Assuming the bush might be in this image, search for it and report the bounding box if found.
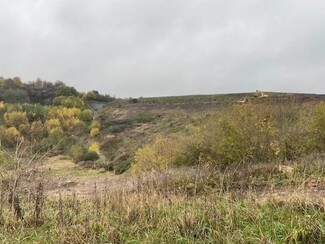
[69,144,87,162]
[43,127,68,151]
[4,111,29,127]
[52,96,84,108]
[312,102,325,150]
[134,112,157,123]
[114,160,131,174]
[0,126,27,148]
[2,89,30,103]
[131,103,315,173]
[191,105,281,167]
[84,151,100,161]
[88,143,100,153]
[132,134,185,175]
[55,85,78,97]
[0,149,10,168]
[90,128,100,137]
[81,109,93,122]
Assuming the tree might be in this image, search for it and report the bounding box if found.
[4,111,29,128]
[0,76,4,86]
[2,127,22,147]
[22,103,46,122]
[30,121,45,141]
[2,89,30,103]
[52,96,84,108]
[55,85,78,97]
[26,79,57,104]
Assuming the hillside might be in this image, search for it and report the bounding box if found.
[95,91,325,173]
[0,78,325,242]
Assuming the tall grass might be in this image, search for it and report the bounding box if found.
[0,164,324,243]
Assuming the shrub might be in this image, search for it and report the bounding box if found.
[131,103,313,173]
[30,121,45,141]
[134,112,156,123]
[90,120,100,130]
[2,127,22,147]
[0,149,9,168]
[69,144,87,162]
[80,109,93,122]
[114,160,131,174]
[2,89,30,103]
[45,119,61,132]
[52,96,84,108]
[90,128,100,138]
[311,102,325,150]
[55,85,78,97]
[132,134,185,175]
[84,151,99,161]
[88,142,100,153]
[196,105,280,167]
[44,127,67,151]
[4,111,28,127]
[22,103,46,122]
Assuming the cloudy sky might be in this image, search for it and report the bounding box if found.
[1,0,325,97]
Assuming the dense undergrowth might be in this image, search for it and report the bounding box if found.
[131,100,325,174]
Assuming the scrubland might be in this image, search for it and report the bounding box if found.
[0,81,325,243]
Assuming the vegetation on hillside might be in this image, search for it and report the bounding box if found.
[0,79,324,242]
[0,76,115,162]
[131,101,325,175]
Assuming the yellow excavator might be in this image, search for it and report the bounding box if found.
[255,90,269,98]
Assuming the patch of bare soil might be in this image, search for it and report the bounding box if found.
[41,160,325,206]
[40,155,77,170]
[253,183,325,205]
[44,175,136,198]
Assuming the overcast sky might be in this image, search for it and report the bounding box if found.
[1,0,325,97]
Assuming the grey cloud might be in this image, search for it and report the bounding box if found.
[1,0,325,97]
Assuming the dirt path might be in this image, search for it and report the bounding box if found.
[41,156,325,205]
[44,174,137,198]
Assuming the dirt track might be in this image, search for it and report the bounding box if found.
[40,157,325,206]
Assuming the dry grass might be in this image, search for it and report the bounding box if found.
[0,158,324,243]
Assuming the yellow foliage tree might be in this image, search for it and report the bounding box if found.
[90,128,100,138]
[90,120,100,130]
[132,134,183,175]
[4,127,22,146]
[88,143,100,153]
[48,107,83,132]
[45,118,61,133]
[4,111,28,127]
[30,121,45,141]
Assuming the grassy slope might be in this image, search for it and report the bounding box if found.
[96,91,325,173]
[1,92,325,243]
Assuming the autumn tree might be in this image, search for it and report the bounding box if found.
[55,84,78,97]
[4,111,29,128]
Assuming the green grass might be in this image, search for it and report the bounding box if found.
[1,157,325,243]
[0,187,324,243]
